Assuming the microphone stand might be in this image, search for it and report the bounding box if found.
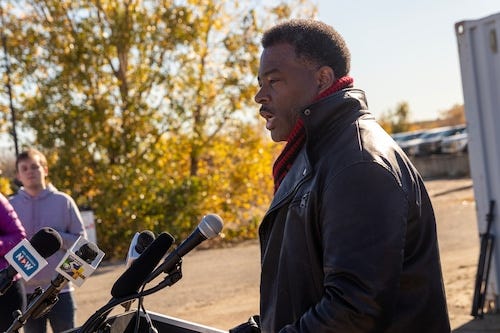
[79,263,183,333]
[5,275,67,333]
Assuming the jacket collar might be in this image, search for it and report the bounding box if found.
[267,146,311,212]
[300,88,369,145]
[266,89,370,212]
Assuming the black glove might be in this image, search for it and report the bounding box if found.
[229,315,260,333]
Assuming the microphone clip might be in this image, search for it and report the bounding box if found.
[159,260,183,287]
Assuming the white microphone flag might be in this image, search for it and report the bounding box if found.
[55,237,105,287]
[5,238,48,281]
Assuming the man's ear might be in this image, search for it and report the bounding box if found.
[316,66,335,94]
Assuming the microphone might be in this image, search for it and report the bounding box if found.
[75,243,99,264]
[144,214,223,284]
[135,231,156,253]
[30,242,100,319]
[126,230,156,267]
[5,240,102,332]
[0,227,62,295]
[111,232,175,299]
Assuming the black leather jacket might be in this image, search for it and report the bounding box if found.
[258,89,450,332]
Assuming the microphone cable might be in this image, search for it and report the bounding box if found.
[132,282,158,333]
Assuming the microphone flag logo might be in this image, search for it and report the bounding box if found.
[55,237,105,287]
[5,238,48,280]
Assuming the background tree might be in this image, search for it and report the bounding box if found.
[439,104,466,126]
[0,0,315,257]
[378,101,412,134]
[0,172,10,194]
[0,152,15,194]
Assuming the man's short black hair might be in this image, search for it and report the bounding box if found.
[261,19,351,78]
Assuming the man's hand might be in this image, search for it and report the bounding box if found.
[229,315,260,333]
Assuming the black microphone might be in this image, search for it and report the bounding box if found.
[135,230,156,253]
[144,214,223,284]
[75,243,99,264]
[126,230,156,268]
[0,227,62,295]
[110,232,175,299]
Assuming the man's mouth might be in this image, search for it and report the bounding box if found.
[265,117,276,130]
[260,109,275,130]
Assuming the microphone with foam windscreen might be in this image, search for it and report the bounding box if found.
[24,227,62,258]
[144,213,223,284]
[111,232,175,299]
[0,227,62,295]
[75,243,99,264]
[135,230,156,253]
[126,230,156,268]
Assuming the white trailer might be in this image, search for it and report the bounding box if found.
[455,11,500,315]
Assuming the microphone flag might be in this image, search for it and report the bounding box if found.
[5,238,48,281]
[55,236,105,287]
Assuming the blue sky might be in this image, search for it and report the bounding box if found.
[315,0,499,121]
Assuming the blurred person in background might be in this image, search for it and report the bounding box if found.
[10,148,86,333]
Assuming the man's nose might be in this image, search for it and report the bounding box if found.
[254,87,269,105]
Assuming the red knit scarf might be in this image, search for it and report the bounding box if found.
[272,76,354,193]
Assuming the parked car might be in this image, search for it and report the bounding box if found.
[441,129,468,154]
[405,125,467,156]
[391,130,428,153]
[392,130,427,145]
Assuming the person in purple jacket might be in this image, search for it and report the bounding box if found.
[9,148,86,333]
[0,192,26,332]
